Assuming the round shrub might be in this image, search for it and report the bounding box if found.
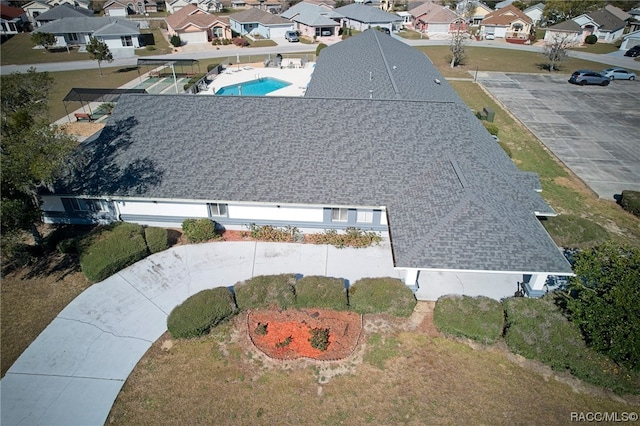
[620,190,640,217]
[584,34,597,44]
[482,121,499,136]
[144,226,168,254]
[56,238,77,254]
[295,276,347,310]
[170,34,182,47]
[349,277,416,317]
[167,287,237,338]
[234,274,297,310]
[316,43,327,56]
[182,218,219,243]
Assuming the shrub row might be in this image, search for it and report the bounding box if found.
[246,223,301,242]
[433,294,640,394]
[306,228,382,248]
[78,223,169,282]
[182,218,221,243]
[169,275,418,339]
[234,275,415,314]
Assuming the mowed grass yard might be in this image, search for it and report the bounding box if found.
[1,45,639,420]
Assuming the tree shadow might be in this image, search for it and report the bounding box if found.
[536,63,565,72]
[116,66,139,73]
[60,116,164,196]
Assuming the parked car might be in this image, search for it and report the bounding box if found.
[568,70,609,86]
[485,33,495,40]
[601,67,637,80]
[376,27,390,35]
[285,31,299,42]
[624,45,640,57]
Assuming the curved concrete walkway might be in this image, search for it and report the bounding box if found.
[0,241,400,426]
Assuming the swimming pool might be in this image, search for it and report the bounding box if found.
[215,77,291,96]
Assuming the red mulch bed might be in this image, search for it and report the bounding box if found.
[247,309,362,361]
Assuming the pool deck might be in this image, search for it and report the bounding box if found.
[200,62,315,97]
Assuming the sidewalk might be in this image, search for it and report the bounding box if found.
[0,241,401,426]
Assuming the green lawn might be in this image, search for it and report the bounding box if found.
[1,33,92,65]
[397,29,424,39]
[570,42,621,54]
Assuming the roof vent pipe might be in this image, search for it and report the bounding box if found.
[369,90,373,99]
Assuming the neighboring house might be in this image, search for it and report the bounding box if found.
[166,4,230,43]
[0,3,28,34]
[629,8,640,33]
[35,4,93,27]
[22,0,51,27]
[544,8,626,45]
[456,0,492,26]
[166,0,190,13]
[280,1,341,38]
[230,0,282,13]
[228,8,292,38]
[396,10,410,25]
[304,0,335,8]
[354,0,393,13]
[334,3,402,32]
[604,4,630,23]
[34,17,140,57]
[103,0,158,15]
[409,1,466,35]
[494,0,513,9]
[523,2,544,27]
[620,29,640,51]
[41,29,574,301]
[480,4,532,39]
[48,0,91,9]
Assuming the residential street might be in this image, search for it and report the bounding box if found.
[2,37,639,74]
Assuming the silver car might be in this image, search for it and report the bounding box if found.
[601,68,637,81]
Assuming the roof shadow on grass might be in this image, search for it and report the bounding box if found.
[61,116,164,196]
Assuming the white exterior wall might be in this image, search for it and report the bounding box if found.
[494,26,507,37]
[268,24,294,38]
[117,200,209,217]
[228,205,323,222]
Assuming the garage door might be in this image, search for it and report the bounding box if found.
[269,25,294,38]
[180,31,208,44]
[494,27,507,38]
[428,23,449,34]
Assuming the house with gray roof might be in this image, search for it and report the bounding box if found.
[280,1,341,38]
[334,3,402,31]
[34,16,140,56]
[34,3,93,26]
[545,7,627,44]
[228,8,293,38]
[40,29,573,300]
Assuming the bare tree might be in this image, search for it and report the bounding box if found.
[449,1,473,68]
[542,32,574,72]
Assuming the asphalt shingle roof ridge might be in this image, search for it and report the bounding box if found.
[372,29,401,98]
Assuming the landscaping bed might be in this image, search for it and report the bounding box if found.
[247,309,362,360]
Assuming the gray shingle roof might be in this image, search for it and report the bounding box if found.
[35,16,139,34]
[547,19,581,32]
[35,3,93,20]
[228,8,291,25]
[334,3,402,23]
[306,29,461,102]
[587,9,625,32]
[280,1,342,26]
[53,30,572,275]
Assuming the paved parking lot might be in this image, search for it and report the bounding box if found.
[477,72,640,200]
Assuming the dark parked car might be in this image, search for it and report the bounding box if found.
[624,45,640,57]
[568,70,609,86]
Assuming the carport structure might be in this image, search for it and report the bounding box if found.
[62,88,148,122]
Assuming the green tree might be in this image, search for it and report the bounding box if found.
[0,69,76,244]
[543,0,605,24]
[30,32,56,50]
[169,34,182,47]
[86,37,113,76]
[564,243,640,371]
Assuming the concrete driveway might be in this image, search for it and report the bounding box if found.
[1,241,401,426]
[477,72,640,199]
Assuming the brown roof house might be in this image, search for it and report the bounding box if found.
[166,4,230,43]
[480,4,532,40]
[1,3,28,34]
[410,1,466,35]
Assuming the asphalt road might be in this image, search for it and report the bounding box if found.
[2,37,640,74]
[478,72,640,200]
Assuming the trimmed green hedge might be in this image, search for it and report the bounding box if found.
[182,218,220,243]
[145,226,168,254]
[167,288,237,338]
[503,297,640,394]
[234,274,297,310]
[620,190,640,217]
[434,295,503,344]
[349,277,416,317]
[295,276,347,310]
[79,223,148,282]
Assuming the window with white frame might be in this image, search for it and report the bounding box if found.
[356,210,373,223]
[208,203,228,216]
[121,35,133,46]
[64,198,106,212]
[331,207,348,222]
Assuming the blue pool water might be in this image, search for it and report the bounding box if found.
[215,77,291,96]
